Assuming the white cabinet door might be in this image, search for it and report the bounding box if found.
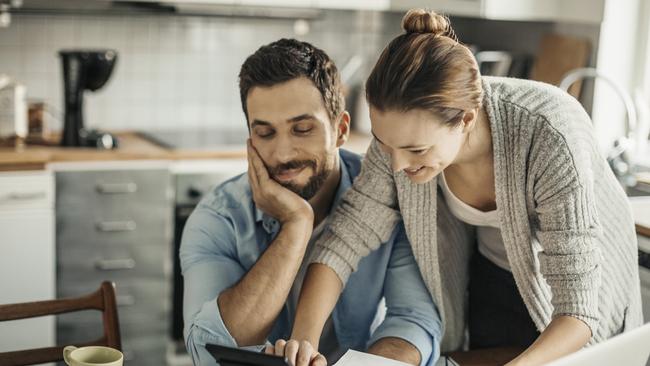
[316,0,390,10]
[0,172,55,356]
[240,0,315,7]
[389,0,604,23]
[390,0,483,18]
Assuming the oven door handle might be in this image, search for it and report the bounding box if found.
[96,182,138,194]
[96,220,137,232]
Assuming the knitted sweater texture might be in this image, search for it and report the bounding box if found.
[312,76,643,351]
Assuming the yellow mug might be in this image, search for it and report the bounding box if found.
[63,345,123,366]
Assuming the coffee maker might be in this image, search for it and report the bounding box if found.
[60,49,118,148]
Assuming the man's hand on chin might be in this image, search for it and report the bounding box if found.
[247,139,314,225]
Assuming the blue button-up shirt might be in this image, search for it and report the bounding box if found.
[180,149,442,366]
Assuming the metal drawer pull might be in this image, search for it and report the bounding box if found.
[1,191,47,201]
[95,258,136,271]
[96,220,136,232]
[96,182,137,194]
[116,294,136,306]
[123,350,135,361]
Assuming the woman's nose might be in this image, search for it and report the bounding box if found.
[391,152,410,173]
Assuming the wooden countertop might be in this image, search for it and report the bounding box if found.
[3,131,648,236]
[0,131,373,171]
[630,197,650,237]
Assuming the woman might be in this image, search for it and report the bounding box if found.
[274,9,642,366]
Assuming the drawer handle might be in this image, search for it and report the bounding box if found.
[96,182,137,194]
[1,191,47,201]
[123,349,135,361]
[95,258,136,271]
[116,294,136,306]
[96,220,136,232]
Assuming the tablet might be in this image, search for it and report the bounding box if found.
[206,343,289,366]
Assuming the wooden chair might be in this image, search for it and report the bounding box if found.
[0,281,121,366]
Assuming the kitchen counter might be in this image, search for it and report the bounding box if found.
[630,197,650,238]
[0,131,374,171]
[3,131,648,236]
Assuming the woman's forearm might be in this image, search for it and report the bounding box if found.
[506,315,591,366]
[291,263,343,348]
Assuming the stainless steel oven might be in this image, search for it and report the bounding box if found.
[168,160,247,365]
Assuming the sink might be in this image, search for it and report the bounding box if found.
[627,184,650,197]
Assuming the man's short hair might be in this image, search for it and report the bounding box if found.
[239,38,344,124]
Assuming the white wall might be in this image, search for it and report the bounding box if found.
[0,11,399,132]
[591,0,645,154]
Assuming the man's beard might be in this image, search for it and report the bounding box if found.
[269,158,332,200]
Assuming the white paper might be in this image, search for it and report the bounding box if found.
[334,350,412,366]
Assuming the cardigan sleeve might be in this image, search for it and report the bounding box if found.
[311,139,402,284]
[532,116,603,336]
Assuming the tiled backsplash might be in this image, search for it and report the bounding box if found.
[0,11,400,132]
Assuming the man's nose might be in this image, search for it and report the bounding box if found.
[272,135,299,163]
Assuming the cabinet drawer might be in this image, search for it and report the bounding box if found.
[0,171,53,210]
[56,169,171,208]
[57,242,170,281]
[56,203,172,249]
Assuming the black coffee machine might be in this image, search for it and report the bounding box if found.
[60,49,118,148]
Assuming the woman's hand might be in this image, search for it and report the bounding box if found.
[265,339,327,366]
[504,315,591,366]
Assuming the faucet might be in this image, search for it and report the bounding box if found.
[559,67,644,188]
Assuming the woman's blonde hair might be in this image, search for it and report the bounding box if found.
[366,9,483,126]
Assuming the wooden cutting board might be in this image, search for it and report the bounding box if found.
[530,34,591,98]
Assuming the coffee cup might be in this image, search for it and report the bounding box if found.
[63,345,123,366]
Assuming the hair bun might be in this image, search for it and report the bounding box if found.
[401,9,453,38]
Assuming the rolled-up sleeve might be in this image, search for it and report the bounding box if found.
[180,204,264,365]
[313,139,402,284]
[368,226,442,366]
[532,125,602,336]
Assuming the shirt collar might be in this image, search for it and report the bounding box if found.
[255,150,353,233]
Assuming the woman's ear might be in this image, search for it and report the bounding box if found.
[335,111,351,147]
[461,109,478,133]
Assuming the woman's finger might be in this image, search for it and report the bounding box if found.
[284,340,300,366]
[296,340,314,366]
[311,353,327,366]
[264,345,274,355]
[274,339,287,357]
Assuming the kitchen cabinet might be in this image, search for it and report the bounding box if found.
[18,0,606,21]
[240,0,314,7]
[54,164,173,366]
[0,171,55,358]
[389,0,605,24]
[315,0,390,10]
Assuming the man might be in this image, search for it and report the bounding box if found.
[180,38,441,366]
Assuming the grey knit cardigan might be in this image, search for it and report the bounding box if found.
[312,76,643,352]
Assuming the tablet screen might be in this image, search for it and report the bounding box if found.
[206,343,289,366]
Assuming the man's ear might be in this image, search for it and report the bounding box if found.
[335,111,351,148]
[461,109,478,133]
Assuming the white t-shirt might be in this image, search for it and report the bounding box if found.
[439,172,511,271]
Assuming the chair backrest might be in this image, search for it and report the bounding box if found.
[0,281,121,366]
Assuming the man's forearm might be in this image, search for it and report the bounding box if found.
[368,337,421,366]
[218,219,312,346]
[506,315,591,366]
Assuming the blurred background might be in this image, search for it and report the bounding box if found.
[1,1,650,366]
